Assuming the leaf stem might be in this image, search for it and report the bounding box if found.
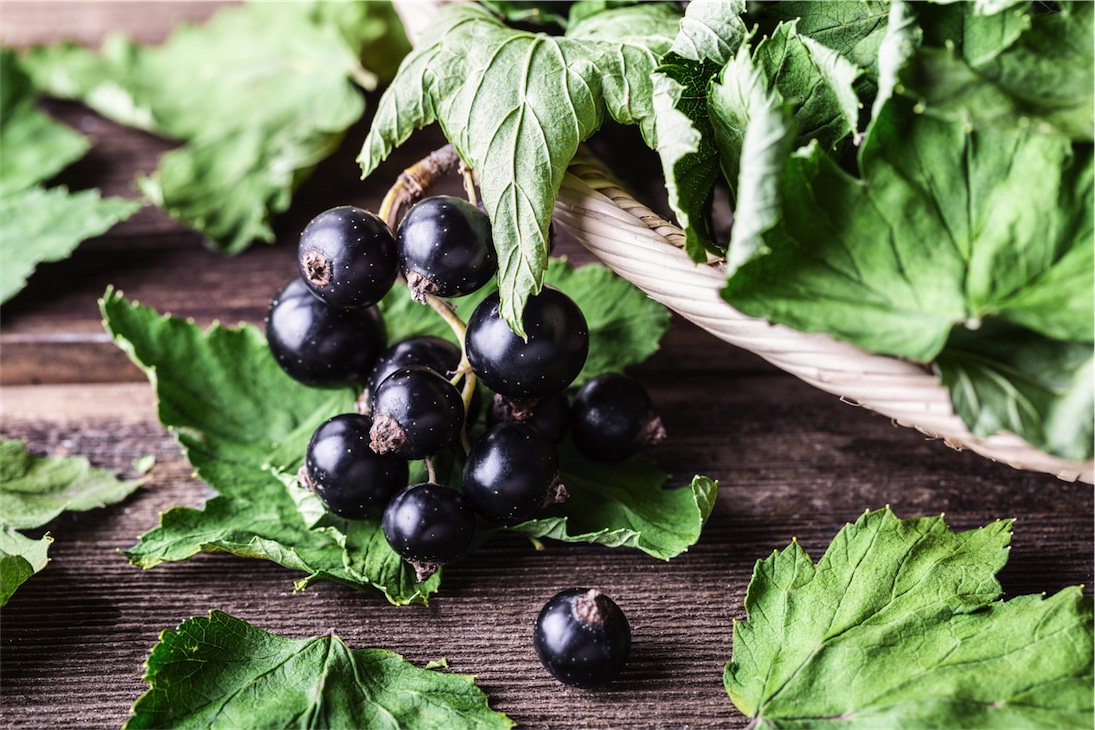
[460,161,479,206]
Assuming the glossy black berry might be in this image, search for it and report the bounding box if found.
[299,413,409,519]
[396,195,497,300]
[362,335,461,410]
[265,277,386,388]
[570,373,666,462]
[487,391,570,443]
[369,366,465,459]
[533,588,631,689]
[382,481,476,581]
[465,286,589,401]
[298,205,398,309]
[462,422,566,525]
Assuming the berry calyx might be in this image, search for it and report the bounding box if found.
[369,366,465,459]
[533,588,632,689]
[570,373,666,462]
[265,277,386,388]
[462,422,566,525]
[465,285,589,401]
[297,205,398,309]
[396,195,497,301]
[382,481,476,582]
[299,413,409,519]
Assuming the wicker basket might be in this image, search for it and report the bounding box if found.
[389,2,1094,485]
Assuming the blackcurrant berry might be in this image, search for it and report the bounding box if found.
[382,481,476,582]
[570,373,666,462]
[462,422,566,525]
[487,391,570,443]
[396,195,497,300]
[465,286,589,401]
[361,335,461,411]
[265,277,386,388]
[369,366,465,459]
[298,205,398,309]
[533,588,632,689]
[298,413,409,519]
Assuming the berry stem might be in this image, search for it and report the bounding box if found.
[425,457,437,484]
[378,144,461,230]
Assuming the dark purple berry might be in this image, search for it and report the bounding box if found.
[369,366,465,459]
[361,335,461,410]
[465,286,589,401]
[462,422,566,525]
[570,373,665,462]
[298,206,398,309]
[299,413,408,519]
[382,481,476,582]
[396,195,497,300]
[265,277,386,388]
[533,588,631,688]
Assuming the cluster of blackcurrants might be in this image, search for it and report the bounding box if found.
[265,196,665,592]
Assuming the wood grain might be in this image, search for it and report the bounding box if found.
[1,4,1091,729]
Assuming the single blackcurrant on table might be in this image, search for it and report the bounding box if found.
[396,195,497,301]
[465,285,589,401]
[265,277,386,388]
[462,422,566,525]
[297,205,399,309]
[533,588,632,688]
[382,481,476,582]
[299,413,409,519]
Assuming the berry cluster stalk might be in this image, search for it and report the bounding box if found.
[378,144,481,455]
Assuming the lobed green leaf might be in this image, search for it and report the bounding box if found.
[23,2,408,253]
[125,611,513,730]
[358,2,679,334]
[724,508,1094,728]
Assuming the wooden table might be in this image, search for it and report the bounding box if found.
[3,5,1092,728]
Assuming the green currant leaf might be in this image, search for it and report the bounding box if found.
[23,2,408,254]
[100,289,436,605]
[358,2,678,334]
[511,442,718,560]
[0,48,88,194]
[897,1,1094,141]
[763,0,891,81]
[0,438,144,531]
[716,87,1093,456]
[649,1,747,261]
[0,185,141,304]
[0,527,52,607]
[724,508,1094,728]
[0,49,141,304]
[936,322,1095,461]
[124,611,513,730]
[708,43,796,276]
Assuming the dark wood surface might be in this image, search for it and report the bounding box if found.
[2,5,1092,729]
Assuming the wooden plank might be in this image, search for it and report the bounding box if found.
[1,373,1090,729]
